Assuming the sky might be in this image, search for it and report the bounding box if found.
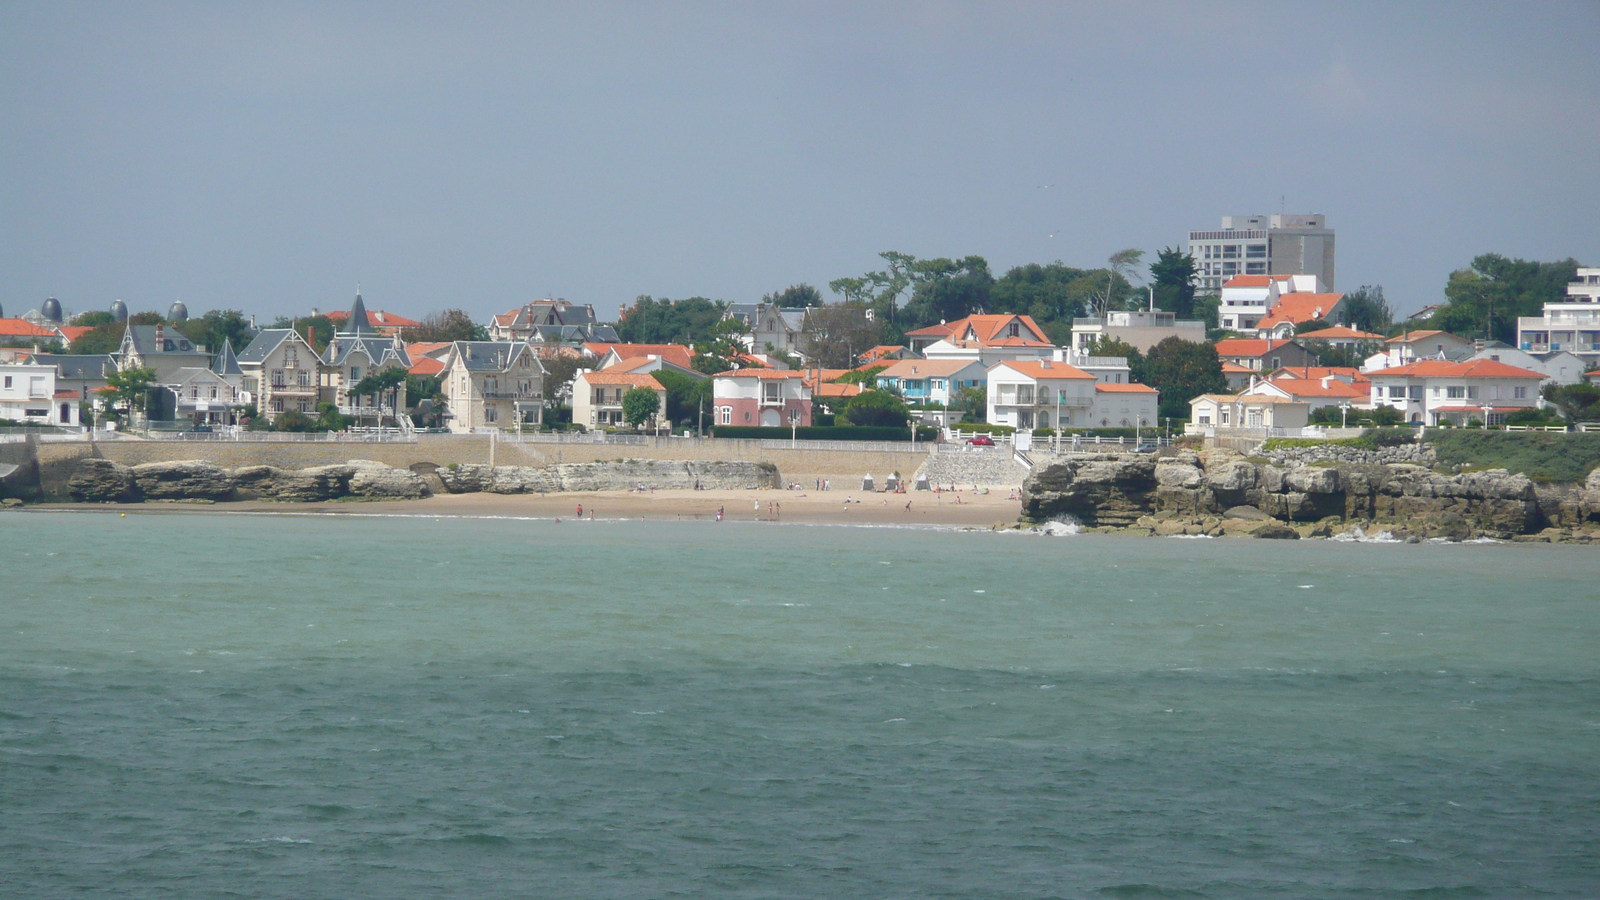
[3,1,1597,324]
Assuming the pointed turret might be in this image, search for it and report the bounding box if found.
[212,339,242,376]
[345,290,376,335]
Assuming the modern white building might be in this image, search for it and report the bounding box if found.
[1070,308,1206,353]
[1516,267,1600,365]
[1215,274,1340,334]
[1188,214,1336,295]
[0,361,77,426]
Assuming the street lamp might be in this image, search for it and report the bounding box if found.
[1339,402,1350,428]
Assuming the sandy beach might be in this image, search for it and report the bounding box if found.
[32,487,1025,528]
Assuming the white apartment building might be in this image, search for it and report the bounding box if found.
[1070,308,1206,353]
[1215,273,1332,333]
[1516,267,1600,364]
[1188,214,1336,295]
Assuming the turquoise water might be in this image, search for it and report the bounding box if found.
[2,510,1598,898]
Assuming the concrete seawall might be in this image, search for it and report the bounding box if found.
[25,435,934,500]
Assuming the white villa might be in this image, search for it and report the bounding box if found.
[985,359,1158,430]
[0,361,77,426]
[1364,358,1545,426]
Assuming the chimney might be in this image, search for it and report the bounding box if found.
[154,323,164,349]
[1040,360,1050,369]
[249,314,256,329]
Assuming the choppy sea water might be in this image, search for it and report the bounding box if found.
[2,510,1597,898]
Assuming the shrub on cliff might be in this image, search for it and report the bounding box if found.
[1429,430,1600,483]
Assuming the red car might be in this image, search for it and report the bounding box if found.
[966,435,996,446]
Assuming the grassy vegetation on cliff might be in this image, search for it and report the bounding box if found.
[1428,430,1600,483]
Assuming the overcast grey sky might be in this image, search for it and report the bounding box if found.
[3,1,1597,323]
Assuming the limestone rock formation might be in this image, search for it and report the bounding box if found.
[130,460,235,500]
[68,458,140,503]
[1021,448,1597,540]
[347,460,431,500]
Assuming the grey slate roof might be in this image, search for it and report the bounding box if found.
[238,329,322,365]
[212,341,243,376]
[123,325,199,355]
[325,335,411,368]
[449,341,543,374]
[32,353,115,380]
[344,293,377,334]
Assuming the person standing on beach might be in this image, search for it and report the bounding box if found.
[576,503,583,518]
[716,506,724,521]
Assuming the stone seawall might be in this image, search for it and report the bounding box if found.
[29,436,925,500]
[436,459,778,493]
[1020,449,1600,542]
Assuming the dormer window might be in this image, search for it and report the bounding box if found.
[1008,322,1020,337]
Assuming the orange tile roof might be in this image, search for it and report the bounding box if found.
[1295,325,1385,341]
[797,368,854,386]
[1214,338,1293,357]
[581,371,664,388]
[860,345,910,360]
[584,343,694,369]
[406,341,452,358]
[992,359,1094,380]
[1259,380,1368,399]
[1222,275,1274,288]
[712,368,807,379]
[904,322,962,338]
[327,309,422,327]
[55,325,94,342]
[53,389,78,399]
[1257,292,1345,328]
[875,359,985,379]
[408,357,445,376]
[0,318,60,338]
[1370,359,1545,379]
[813,382,864,398]
[910,314,1049,346]
[1268,366,1371,385]
[1094,383,1158,393]
[1221,362,1255,374]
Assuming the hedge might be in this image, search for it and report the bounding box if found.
[952,423,1016,435]
[710,425,939,442]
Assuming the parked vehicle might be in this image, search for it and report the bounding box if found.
[966,435,995,446]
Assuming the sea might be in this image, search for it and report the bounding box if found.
[2,509,1597,899]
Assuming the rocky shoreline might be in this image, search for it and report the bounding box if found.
[1016,449,1600,544]
[52,457,779,505]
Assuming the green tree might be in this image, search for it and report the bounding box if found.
[652,369,713,428]
[273,410,315,432]
[127,311,164,326]
[621,385,660,427]
[1084,337,1146,381]
[763,283,825,307]
[839,390,909,427]
[989,262,1094,339]
[405,309,485,343]
[269,314,334,353]
[803,303,882,368]
[539,353,582,407]
[1338,285,1393,333]
[1148,247,1197,319]
[315,402,349,432]
[1433,254,1579,342]
[835,364,889,386]
[616,296,728,344]
[71,322,125,355]
[899,255,995,329]
[175,309,255,352]
[1542,383,1600,422]
[102,364,157,420]
[1140,336,1226,419]
[73,310,117,328]
[1093,248,1145,316]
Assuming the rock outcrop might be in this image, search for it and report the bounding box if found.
[66,458,430,504]
[1021,449,1598,541]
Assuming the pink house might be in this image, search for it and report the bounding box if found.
[712,369,812,428]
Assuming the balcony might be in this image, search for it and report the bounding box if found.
[338,406,394,417]
[481,390,541,401]
[267,382,318,394]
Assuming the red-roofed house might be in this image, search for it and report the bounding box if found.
[859,345,919,363]
[1254,292,1349,339]
[1293,325,1386,348]
[1242,374,1370,411]
[0,318,65,344]
[1365,330,1475,371]
[325,308,421,337]
[573,369,668,430]
[583,342,695,370]
[1217,273,1318,332]
[711,369,811,428]
[1365,358,1546,425]
[985,359,1158,430]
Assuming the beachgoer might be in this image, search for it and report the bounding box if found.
[576,503,582,517]
[905,500,911,510]
[717,506,724,521]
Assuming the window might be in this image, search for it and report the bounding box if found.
[1466,386,1478,399]
[1008,322,1020,337]
[1270,357,1281,369]
[1198,414,1211,425]
[1514,386,1528,399]
[1409,386,1423,400]
[763,381,781,403]
[719,406,731,425]
[485,406,497,423]
[1246,409,1263,426]
[298,399,312,413]
[1447,386,1466,399]
[2,376,9,388]
[1246,244,1267,258]
[1220,407,1231,425]
[350,367,361,382]
[1388,386,1406,399]
[271,399,284,413]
